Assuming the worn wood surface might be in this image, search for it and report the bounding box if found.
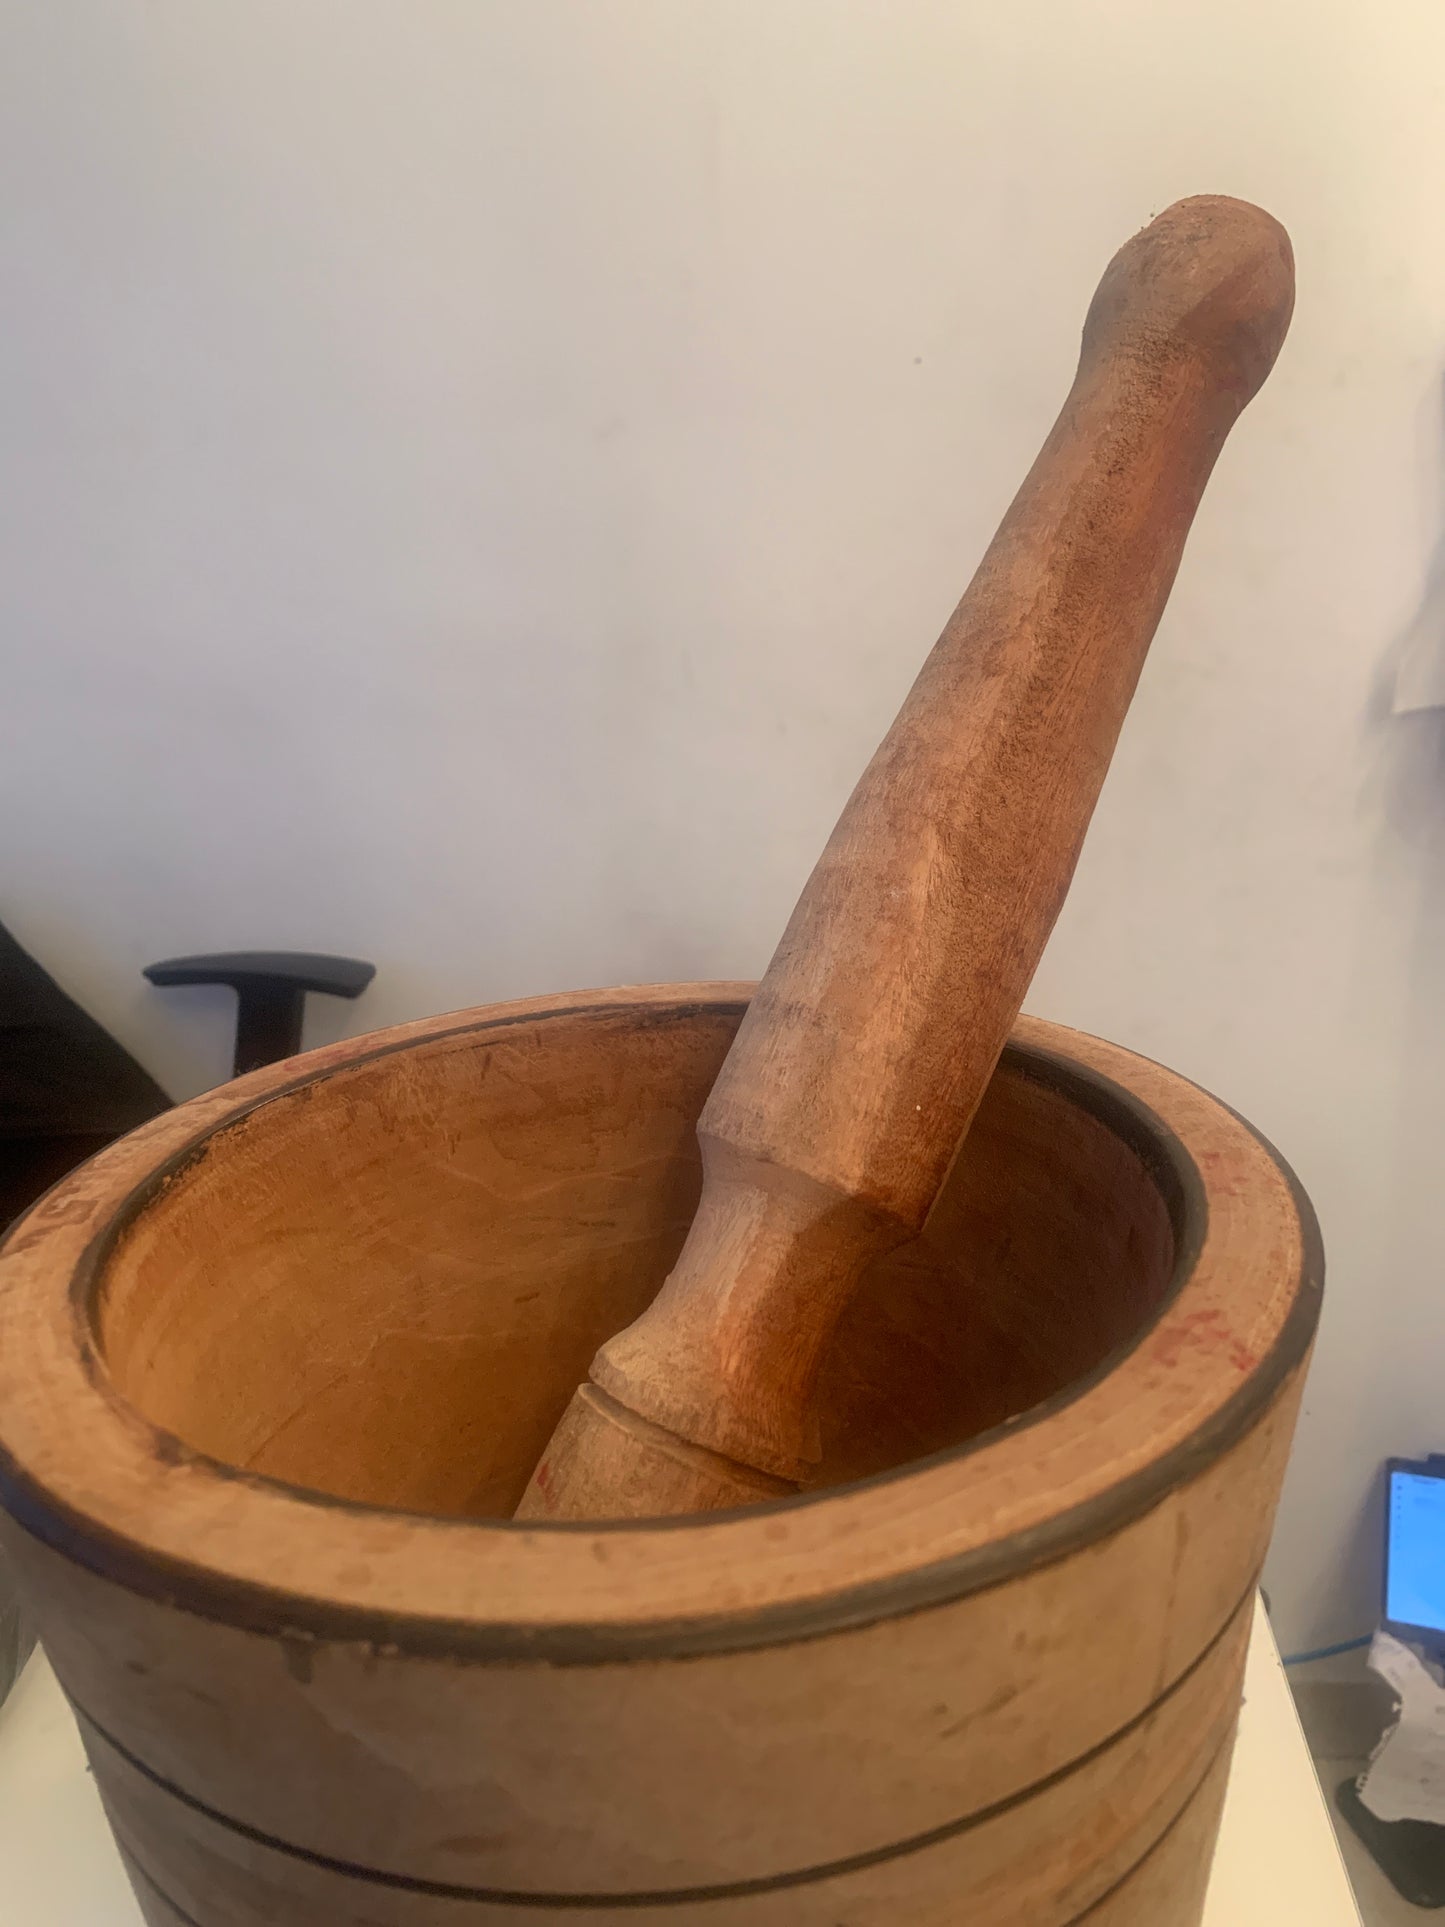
[113,1735,1233,1927]
[520,196,1295,1518]
[89,1596,1247,1923]
[0,988,1319,1923]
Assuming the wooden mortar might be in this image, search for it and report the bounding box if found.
[0,984,1321,1925]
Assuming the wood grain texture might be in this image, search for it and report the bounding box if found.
[1078,1743,1235,1927]
[115,1757,1234,1927]
[84,1595,1248,1923]
[522,196,1295,1513]
[114,1751,1232,1927]
[0,987,1319,1923]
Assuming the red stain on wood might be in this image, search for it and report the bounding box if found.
[1153,1307,1256,1376]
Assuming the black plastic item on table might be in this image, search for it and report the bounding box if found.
[1337,1775,1445,1908]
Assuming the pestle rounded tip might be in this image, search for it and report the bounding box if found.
[1082,194,1295,402]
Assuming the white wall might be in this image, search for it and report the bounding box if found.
[3,0,1442,1652]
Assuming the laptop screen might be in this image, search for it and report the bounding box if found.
[1386,1464,1445,1640]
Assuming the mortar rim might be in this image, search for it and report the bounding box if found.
[0,985,1322,1661]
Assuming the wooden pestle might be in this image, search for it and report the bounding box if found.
[517,195,1294,1523]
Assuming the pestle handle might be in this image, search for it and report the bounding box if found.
[520,196,1294,1520]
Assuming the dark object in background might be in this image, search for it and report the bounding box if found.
[1337,1776,1445,1908]
[0,917,174,1695]
[0,920,169,1225]
[0,922,375,1707]
[144,952,377,1076]
[1,924,375,1226]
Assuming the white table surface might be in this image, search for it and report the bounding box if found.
[1203,1597,1362,1924]
[0,1596,1360,1924]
